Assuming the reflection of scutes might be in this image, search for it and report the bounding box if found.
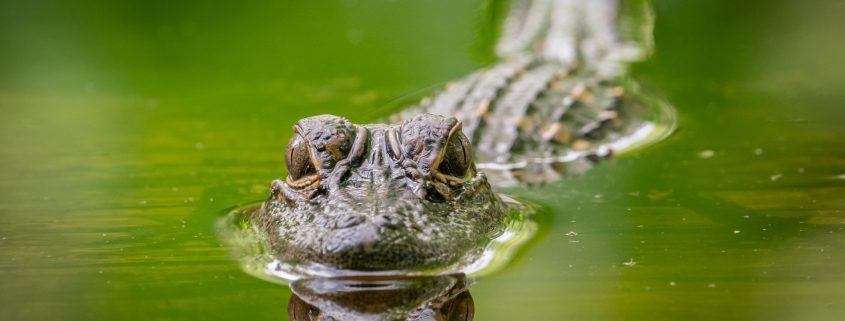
[288,275,472,321]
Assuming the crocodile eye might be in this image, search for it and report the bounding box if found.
[437,132,472,178]
[285,135,318,183]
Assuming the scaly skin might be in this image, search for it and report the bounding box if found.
[254,114,508,271]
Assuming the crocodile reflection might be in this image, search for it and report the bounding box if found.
[287,275,473,321]
[217,0,670,318]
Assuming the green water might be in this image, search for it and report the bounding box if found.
[1,0,843,320]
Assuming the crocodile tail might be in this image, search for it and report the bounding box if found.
[496,0,654,77]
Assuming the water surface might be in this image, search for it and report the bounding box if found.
[1,0,844,320]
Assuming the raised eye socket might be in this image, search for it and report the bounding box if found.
[285,135,317,182]
[437,133,471,178]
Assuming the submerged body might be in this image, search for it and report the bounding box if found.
[391,56,672,186]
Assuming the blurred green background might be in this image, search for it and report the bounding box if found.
[1,0,843,320]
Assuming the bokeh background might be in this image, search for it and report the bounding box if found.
[1,0,843,320]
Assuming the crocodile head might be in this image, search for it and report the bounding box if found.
[257,114,507,272]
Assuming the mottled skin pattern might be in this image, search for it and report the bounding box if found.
[254,114,507,271]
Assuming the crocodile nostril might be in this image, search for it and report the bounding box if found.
[335,214,365,229]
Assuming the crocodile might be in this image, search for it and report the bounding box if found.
[220,1,675,320]
[230,0,673,281]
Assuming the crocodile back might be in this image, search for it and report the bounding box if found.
[391,0,674,186]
